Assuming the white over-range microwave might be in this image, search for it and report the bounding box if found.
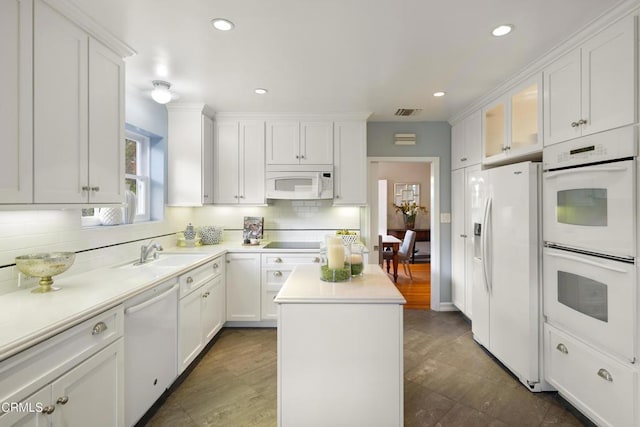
[265,167,333,200]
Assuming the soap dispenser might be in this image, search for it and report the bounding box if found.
[184,223,196,241]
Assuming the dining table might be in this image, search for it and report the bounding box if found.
[380,234,402,282]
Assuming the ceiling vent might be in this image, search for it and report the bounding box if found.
[394,108,423,117]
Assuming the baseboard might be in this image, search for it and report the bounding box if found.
[435,302,459,312]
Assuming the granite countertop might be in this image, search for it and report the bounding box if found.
[274,264,406,304]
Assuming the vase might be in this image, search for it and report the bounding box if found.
[403,213,416,230]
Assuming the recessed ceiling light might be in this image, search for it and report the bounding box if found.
[433,91,446,97]
[492,24,513,37]
[211,18,234,31]
[254,88,268,95]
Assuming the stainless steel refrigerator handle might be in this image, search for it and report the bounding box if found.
[545,251,627,273]
[544,165,628,179]
[481,196,491,294]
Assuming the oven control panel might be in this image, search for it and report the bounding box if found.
[543,126,636,170]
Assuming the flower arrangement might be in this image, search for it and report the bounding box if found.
[393,201,428,229]
[393,201,428,216]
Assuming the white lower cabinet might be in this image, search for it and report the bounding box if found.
[261,253,322,320]
[0,305,124,427]
[226,253,261,322]
[544,323,636,427]
[178,257,225,373]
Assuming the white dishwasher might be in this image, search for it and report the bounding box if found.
[124,279,178,426]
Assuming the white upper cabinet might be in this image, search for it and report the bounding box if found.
[32,0,127,204]
[451,110,481,170]
[544,15,636,146]
[87,39,125,204]
[266,120,333,165]
[167,105,214,206]
[214,120,266,205]
[0,0,32,204]
[482,75,542,165]
[333,120,367,205]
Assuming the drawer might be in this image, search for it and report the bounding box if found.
[262,267,294,289]
[261,253,321,266]
[544,323,636,427]
[179,260,218,297]
[0,304,124,406]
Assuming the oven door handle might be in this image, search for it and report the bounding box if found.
[544,165,629,179]
[546,251,628,273]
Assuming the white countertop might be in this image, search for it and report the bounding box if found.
[0,247,227,362]
[274,264,406,304]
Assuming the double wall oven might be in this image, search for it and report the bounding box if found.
[542,126,637,363]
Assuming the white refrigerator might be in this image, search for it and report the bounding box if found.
[469,161,551,392]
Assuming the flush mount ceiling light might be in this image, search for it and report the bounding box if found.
[433,91,446,97]
[254,88,268,94]
[151,80,172,104]
[211,18,235,31]
[492,24,513,37]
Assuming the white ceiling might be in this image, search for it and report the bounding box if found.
[72,0,621,122]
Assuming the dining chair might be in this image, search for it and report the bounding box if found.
[382,230,417,280]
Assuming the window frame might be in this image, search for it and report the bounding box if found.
[125,131,151,222]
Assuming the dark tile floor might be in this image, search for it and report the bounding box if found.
[145,310,590,426]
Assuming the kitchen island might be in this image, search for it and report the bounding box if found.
[274,264,406,427]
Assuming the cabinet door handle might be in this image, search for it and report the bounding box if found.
[578,119,588,126]
[186,277,194,284]
[274,271,283,277]
[213,263,219,269]
[56,396,69,405]
[335,195,340,199]
[597,368,613,382]
[300,155,305,159]
[460,234,467,238]
[41,405,55,415]
[81,186,90,191]
[313,257,321,263]
[202,291,210,298]
[556,343,568,354]
[571,121,580,128]
[295,155,300,159]
[203,194,209,198]
[91,186,100,192]
[460,157,467,162]
[239,195,244,199]
[275,257,283,263]
[92,321,108,335]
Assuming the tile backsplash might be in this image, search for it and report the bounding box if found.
[0,201,362,295]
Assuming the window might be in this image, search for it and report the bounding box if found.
[125,131,151,222]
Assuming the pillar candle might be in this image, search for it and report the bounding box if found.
[327,244,345,270]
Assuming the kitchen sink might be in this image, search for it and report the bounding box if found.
[113,253,209,269]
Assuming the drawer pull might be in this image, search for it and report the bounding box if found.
[597,368,613,382]
[41,405,55,415]
[274,271,283,277]
[186,277,194,284]
[275,257,283,263]
[56,396,69,405]
[213,263,219,269]
[313,257,321,263]
[92,321,108,335]
[556,343,568,354]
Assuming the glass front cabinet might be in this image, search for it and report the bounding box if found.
[482,74,543,165]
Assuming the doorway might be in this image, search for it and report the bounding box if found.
[365,157,441,310]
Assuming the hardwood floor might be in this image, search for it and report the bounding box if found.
[145,311,590,426]
[383,262,431,310]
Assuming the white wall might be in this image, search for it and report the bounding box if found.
[377,162,431,230]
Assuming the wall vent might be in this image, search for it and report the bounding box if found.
[394,108,423,117]
[394,133,416,145]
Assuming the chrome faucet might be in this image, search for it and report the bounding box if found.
[139,240,163,264]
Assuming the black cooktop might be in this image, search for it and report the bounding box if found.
[263,241,321,250]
